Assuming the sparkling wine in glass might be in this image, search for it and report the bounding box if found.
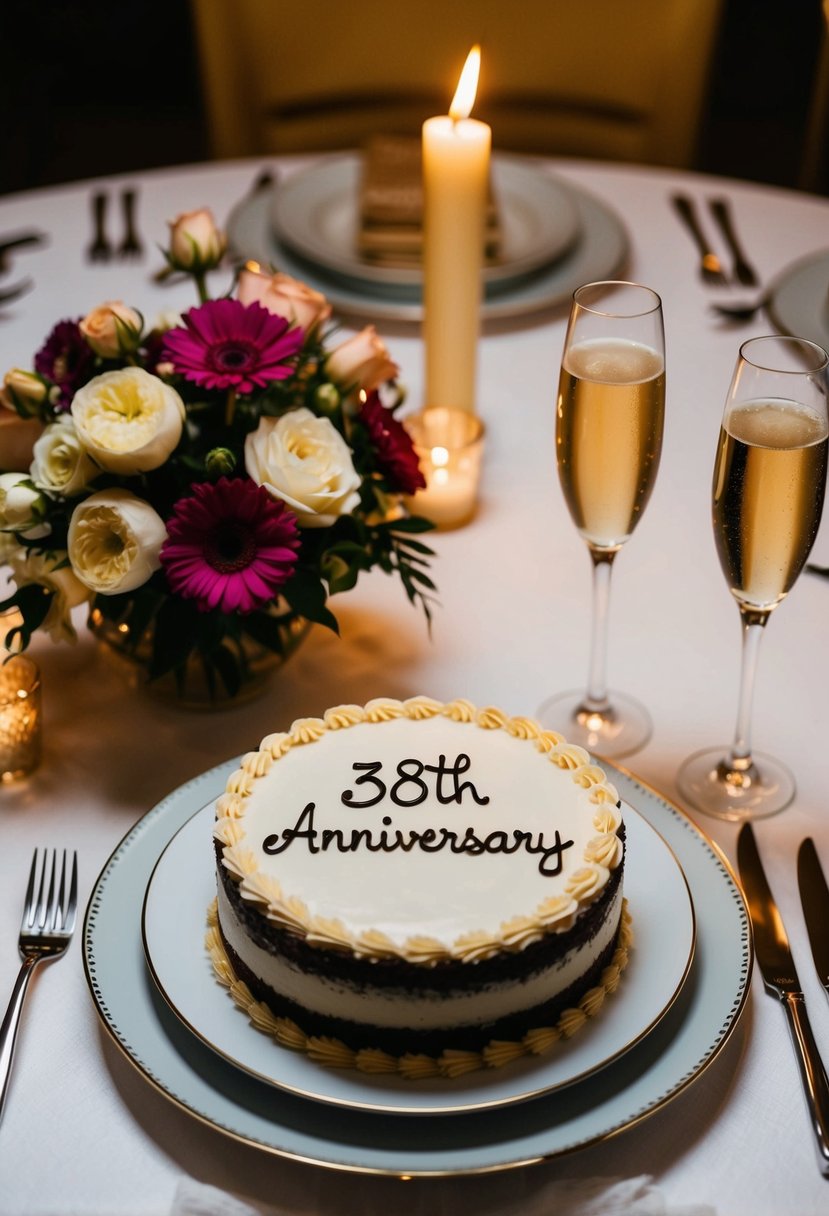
[538,281,665,758]
[677,335,829,820]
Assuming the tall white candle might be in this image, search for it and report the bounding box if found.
[422,46,491,414]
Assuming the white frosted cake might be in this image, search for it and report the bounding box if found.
[210,696,630,1078]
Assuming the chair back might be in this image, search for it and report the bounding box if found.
[191,0,724,168]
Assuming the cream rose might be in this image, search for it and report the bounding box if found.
[68,488,167,595]
[30,419,98,498]
[167,207,226,271]
[71,367,185,475]
[0,472,47,532]
[245,408,361,527]
[237,266,331,334]
[79,301,143,358]
[326,326,399,393]
[9,549,89,643]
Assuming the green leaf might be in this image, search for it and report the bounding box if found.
[282,569,339,633]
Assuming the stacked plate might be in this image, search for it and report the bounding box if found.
[83,760,751,1174]
[225,153,631,324]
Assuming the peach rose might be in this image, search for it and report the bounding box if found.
[79,301,143,359]
[237,266,331,334]
[326,326,399,393]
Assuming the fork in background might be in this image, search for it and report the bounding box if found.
[86,191,111,262]
[117,187,144,260]
[671,194,729,286]
[709,197,760,287]
[0,849,78,1123]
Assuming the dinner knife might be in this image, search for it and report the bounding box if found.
[737,823,829,1177]
[798,837,829,1000]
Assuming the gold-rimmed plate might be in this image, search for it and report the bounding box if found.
[83,760,750,1175]
[141,796,693,1116]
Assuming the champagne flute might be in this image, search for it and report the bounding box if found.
[538,281,665,757]
[677,335,829,820]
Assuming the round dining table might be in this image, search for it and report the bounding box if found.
[1,151,829,1216]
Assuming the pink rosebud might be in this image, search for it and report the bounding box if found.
[326,326,399,393]
[237,264,332,334]
[167,208,226,272]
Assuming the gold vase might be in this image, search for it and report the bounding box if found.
[89,606,310,710]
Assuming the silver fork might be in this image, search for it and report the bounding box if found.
[671,194,729,285]
[0,849,78,1123]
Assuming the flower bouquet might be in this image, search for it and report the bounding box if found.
[0,208,433,704]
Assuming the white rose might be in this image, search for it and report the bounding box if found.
[326,326,399,393]
[31,419,98,498]
[71,367,185,475]
[79,301,143,358]
[68,488,167,595]
[8,549,89,643]
[0,472,47,532]
[245,408,361,527]
[167,208,226,271]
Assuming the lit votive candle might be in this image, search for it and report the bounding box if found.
[404,406,485,530]
[0,655,42,782]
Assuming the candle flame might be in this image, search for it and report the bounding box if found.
[431,446,450,467]
[449,45,481,121]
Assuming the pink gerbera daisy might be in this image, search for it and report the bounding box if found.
[162,299,304,394]
[160,478,300,614]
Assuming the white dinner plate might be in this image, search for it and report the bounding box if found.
[141,797,694,1117]
[83,759,750,1174]
[225,178,629,324]
[767,248,829,351]
[270,154,582,291]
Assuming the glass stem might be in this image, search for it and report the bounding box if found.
[584,548,617,711]
[728,611,768,769]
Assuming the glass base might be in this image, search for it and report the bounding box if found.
[535,689,652,759]
[676,747,795,821]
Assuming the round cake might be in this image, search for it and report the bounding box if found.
[211,696,630,1078]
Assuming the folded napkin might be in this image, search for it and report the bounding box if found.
[358,134,502,266]
[171,1175,716,1216]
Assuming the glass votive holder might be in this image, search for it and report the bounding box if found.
[0,654,42,782]
[404,407,485,530]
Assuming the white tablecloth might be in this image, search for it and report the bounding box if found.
[1,155,828,1214]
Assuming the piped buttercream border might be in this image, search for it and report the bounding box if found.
[213,696,624,964]
[205,899,633,1079]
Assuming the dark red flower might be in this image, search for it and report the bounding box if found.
[34,318,95,409]
[160,477,300,614]
[359,391,426,495]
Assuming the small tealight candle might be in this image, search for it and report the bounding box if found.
[404,406,485,530]
[0,655,42,782]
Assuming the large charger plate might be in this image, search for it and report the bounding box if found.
[83,760,750,1175]
[225,178,628,324]
[767,248,829,351]
[270,154,582,291]
[141,796,694,1116]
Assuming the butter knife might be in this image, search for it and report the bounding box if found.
[798,838,829,999]
[737,823,829,1176]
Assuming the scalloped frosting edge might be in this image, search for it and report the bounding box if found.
[205,898,633,1079]
[213,696,623,964]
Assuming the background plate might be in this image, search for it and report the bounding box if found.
[270,154,581,290]
[142,797,694,1116]
[767,248,829,351]
[226,180,628,324]
[83,761,750,1175]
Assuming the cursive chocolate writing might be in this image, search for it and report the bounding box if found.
[262,802,574,877]
[341,754,490,809]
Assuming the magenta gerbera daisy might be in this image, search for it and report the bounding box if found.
[160,477,300,614]
[359,390,426,495]
[161,299,304,394]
